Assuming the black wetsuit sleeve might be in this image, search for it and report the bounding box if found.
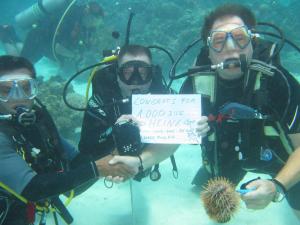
[21,161,98,202]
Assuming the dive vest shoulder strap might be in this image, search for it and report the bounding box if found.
[252,38,280,65]
[34,98,64,155]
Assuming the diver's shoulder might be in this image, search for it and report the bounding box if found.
[0,129,15,148]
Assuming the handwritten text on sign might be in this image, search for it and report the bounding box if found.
[132,94,202,144]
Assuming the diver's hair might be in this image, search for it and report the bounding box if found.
[201,4,256,44]
[0,55,36,78]
[118,45,152,62]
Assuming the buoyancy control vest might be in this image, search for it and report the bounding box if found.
[11,99,67,174]
[180,39,300,177]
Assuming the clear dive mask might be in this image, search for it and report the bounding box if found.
[0,75,38,102]
[207,25,252,52]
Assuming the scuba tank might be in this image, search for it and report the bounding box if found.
[15,0,72,29]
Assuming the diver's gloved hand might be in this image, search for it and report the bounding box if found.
[94,154,136,180]
[195,116,210,138]
[240,179,277,209]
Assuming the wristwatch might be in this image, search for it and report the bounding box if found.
[269,178,287,202]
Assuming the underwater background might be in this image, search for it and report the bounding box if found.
[0,0,300,224]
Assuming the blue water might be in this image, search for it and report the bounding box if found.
[1,1,300,224]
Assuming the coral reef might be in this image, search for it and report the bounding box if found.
[37,75,85,144]
[1,0,299,82]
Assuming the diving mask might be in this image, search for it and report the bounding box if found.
[207,25,252,52]
[0,74,38,102]
[118,60,153,85]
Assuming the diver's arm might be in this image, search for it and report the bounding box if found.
[275,134,300,190]
[139,144,179,170]
[269,57,300,189]
[22,154,135,202]
[241,135,300,209]
[109,144,179,174]
[289,133,300,149]
[22,161,98,201]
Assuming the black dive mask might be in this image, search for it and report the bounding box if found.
[118,61,153,85]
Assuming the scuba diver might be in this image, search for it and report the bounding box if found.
[179,4,300,218]
[0,1,104,68]
[0,55,137,225]
[79,44,179,182]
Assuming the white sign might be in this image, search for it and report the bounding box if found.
[132,94,202,144]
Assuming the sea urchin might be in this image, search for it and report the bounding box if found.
[201,177,240,223]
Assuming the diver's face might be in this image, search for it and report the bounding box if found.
[208,16,253,80]
[117,53,152,98]
[118,53,152,85]
[0,68,35,115]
